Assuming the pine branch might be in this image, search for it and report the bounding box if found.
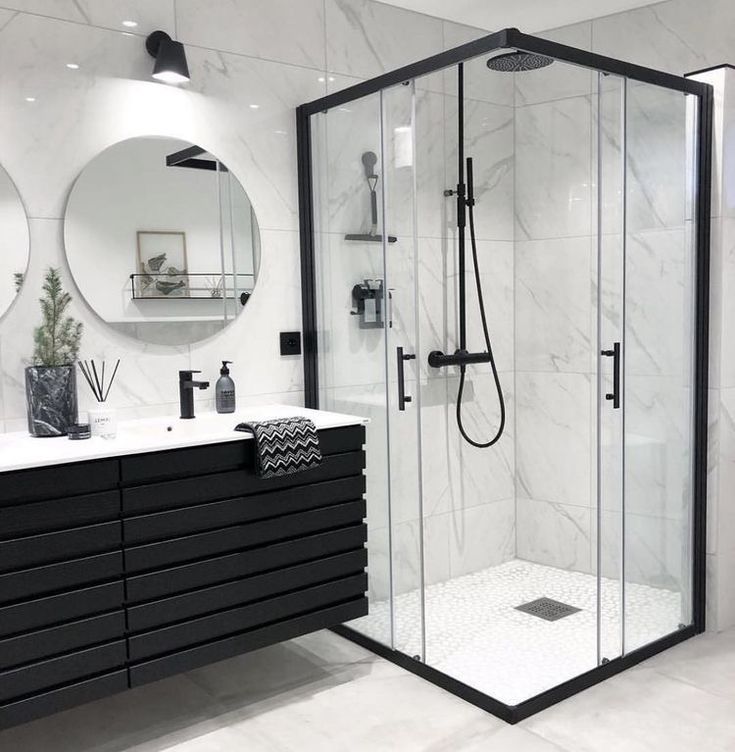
[32,267,83,366]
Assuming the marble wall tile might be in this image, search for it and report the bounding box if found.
[718,218,735,387]
[516,497,593,574]
[176,0,325,69]
[423,512,451,586]
[514,95,593,241]
[189,229,304,396]
[447,498,516,578]
[516,371,593,508]
[0,13,324,230]
[1,219,192,423]
[514,23,593,107]
[419,373,515,518]
[0,1,174,34]
[515,235,593,373]
[443,95,515,241]
[591,0,735,75]
[625,82,690,234]
[325,0,442,80]
[715,388,735,555]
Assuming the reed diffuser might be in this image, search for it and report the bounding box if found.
[78,359,120,438]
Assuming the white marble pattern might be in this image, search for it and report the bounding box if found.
[514,95,593,241]
[591,0,735,76]
[325,0,443,81]
[0,0,174,34]
[515,371,593,507]
[516,498,593,574]
[514,23,593,107]
[515,236,593,373]
[176,0,325,70]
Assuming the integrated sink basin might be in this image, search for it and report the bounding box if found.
[0,405,368,473]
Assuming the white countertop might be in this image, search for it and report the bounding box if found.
[0,405,368,473]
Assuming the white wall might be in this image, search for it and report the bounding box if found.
[0,0,483,426]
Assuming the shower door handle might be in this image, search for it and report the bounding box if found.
[397,346,416,411]
[601,342,621,409]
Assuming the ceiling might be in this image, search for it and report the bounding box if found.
[376,0,661,33]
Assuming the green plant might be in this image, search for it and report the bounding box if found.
[32,267,83,366]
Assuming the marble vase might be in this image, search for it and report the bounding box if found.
[25,365,78,437]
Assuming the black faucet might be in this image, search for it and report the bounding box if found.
[179,370,210,419]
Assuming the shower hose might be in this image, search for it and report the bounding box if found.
[455,162,506,448]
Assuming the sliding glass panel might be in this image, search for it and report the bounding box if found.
[381,81,425,659]
[596,72,626,664]
[623,81,696,652]
[310,94,394,647]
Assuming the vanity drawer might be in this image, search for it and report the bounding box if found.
[119,425,365,485]
[0,671,128,730]
[124,499,366,573]
[0,581,125,638]
[128,574,368,661]
[130,599,368,688]
[0,459,119,506]
[0,551,123,605]
[0,640,127,703]
[122,451,366,515]
[0,521,122,573]
[0,611,125,669]
[124,475,365,544]
[126,524,367,602]
[127,549,368,632]
[0,490,120,540]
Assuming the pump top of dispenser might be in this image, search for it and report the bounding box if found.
[220,360,232,375]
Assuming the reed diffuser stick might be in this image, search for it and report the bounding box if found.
[77,359,120,403]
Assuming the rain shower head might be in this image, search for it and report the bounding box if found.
[486,51,553,72]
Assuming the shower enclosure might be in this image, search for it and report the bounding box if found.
[297,28,711,721]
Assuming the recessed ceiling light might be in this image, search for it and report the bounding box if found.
[318,76,325,83]
[122,20,138,28]
[66,63,80,70]
[25,97,36,102]
[274,129,287,135]
[249,104,260,110]
[328,76,335,82]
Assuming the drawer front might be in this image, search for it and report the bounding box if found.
[0,551,123,605]
[0,491,120,540]
[130,598,368,688]
[120,425,365,485]
[128,549,368,632]
[0,671,128,731]
[0,521,122,573]
[125,499,366,574]
[0,582,125,639]
[124,475,365,545]
[122,451,365,515]
[129,574,367,661]
[0,460,118,507]
[126,524,367,603]
[0,641,127,703]
[0,611,125,669]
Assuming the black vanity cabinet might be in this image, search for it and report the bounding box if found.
[0,424,367,729]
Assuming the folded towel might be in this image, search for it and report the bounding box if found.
[235,416,322,479]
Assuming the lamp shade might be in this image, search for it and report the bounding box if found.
[146,30,190,84]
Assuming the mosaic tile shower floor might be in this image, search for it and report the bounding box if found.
[354,559,683,705]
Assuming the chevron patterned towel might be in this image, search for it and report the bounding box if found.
[235,416,322,479]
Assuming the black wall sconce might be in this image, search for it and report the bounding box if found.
[146,30,190,84]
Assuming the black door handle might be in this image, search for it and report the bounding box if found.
[397,346,416,411]
[601,342,621,409]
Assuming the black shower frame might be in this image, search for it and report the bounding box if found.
[296,27,712,724]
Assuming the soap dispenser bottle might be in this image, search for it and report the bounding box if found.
[215,361,236,414]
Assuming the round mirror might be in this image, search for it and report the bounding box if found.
[64,137,260,345]
[0,166,30,319]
